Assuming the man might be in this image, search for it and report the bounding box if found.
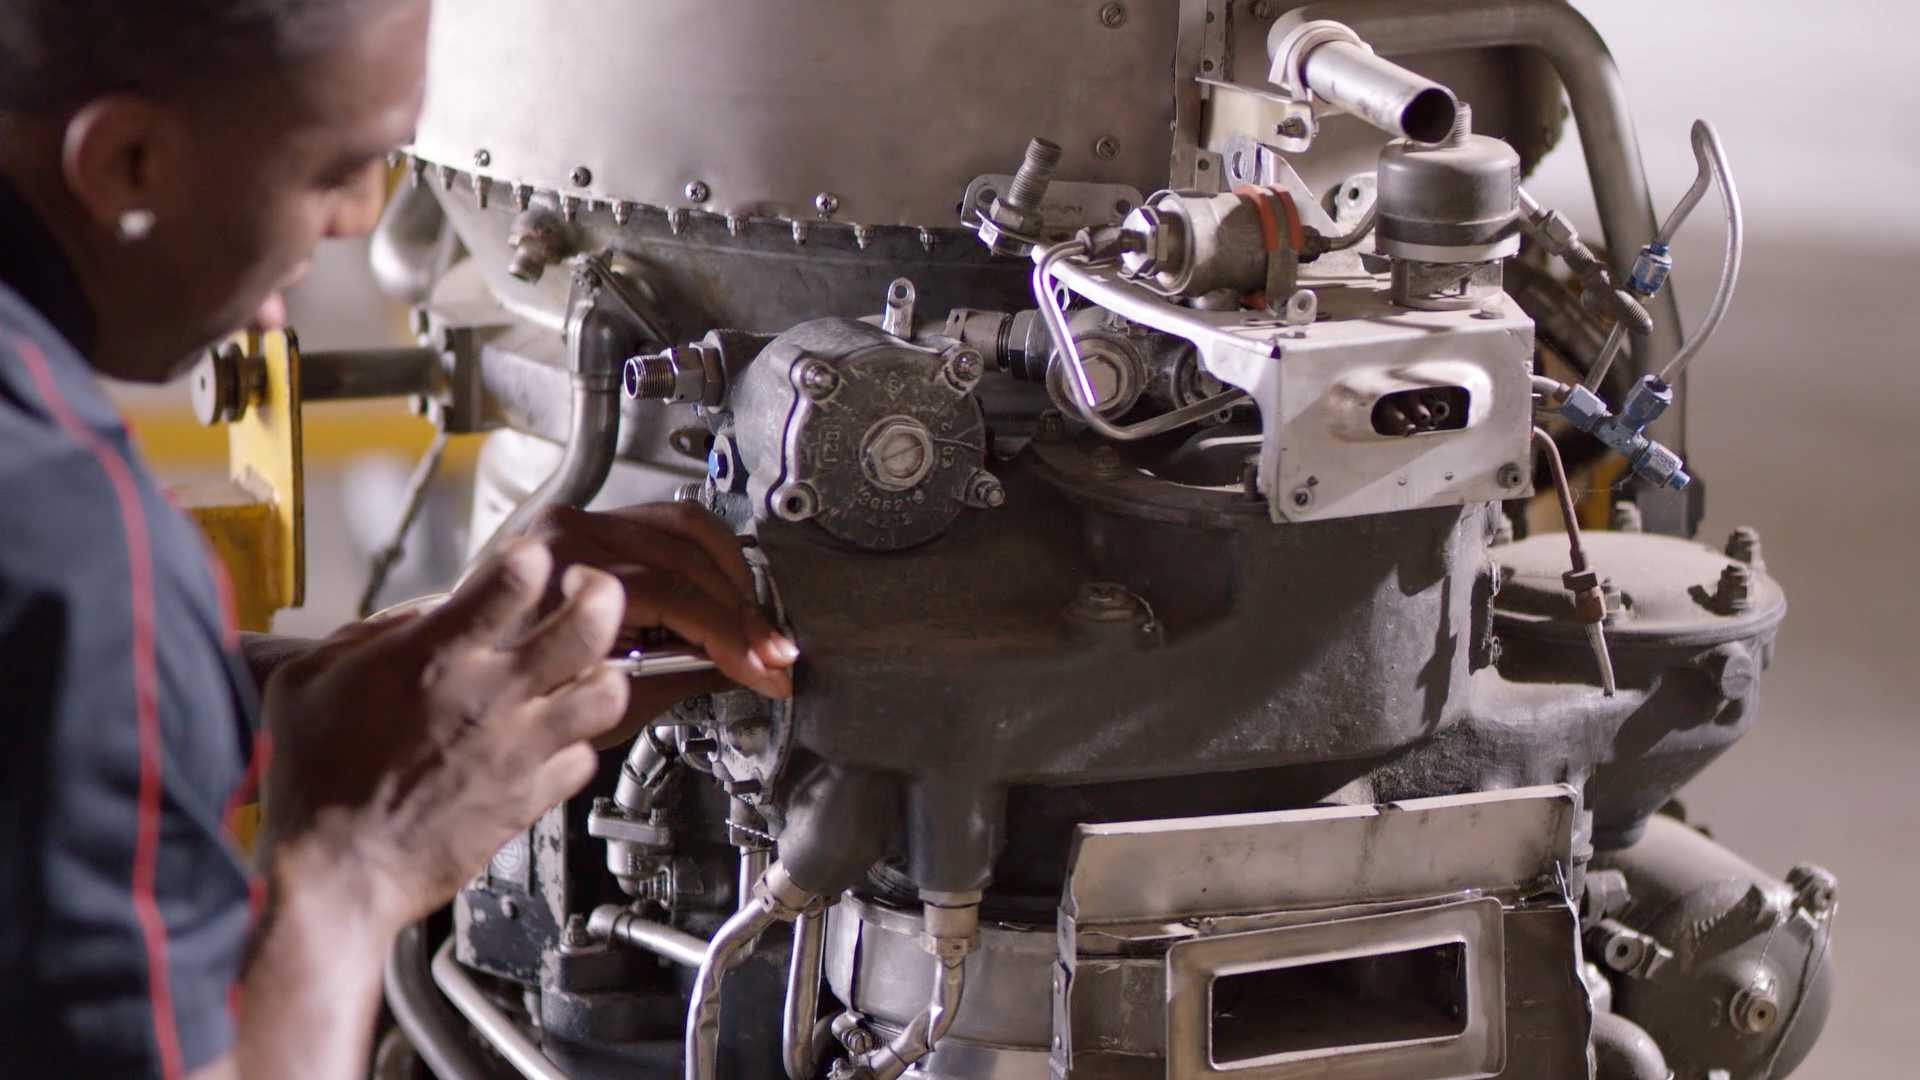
[0,2,797,1075]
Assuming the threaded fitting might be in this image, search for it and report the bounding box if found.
[624,354,679,400]
[1007,138,1063,211]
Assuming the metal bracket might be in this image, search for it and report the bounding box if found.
[180,329,306,631]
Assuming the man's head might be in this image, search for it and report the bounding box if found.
[0,0,431,381]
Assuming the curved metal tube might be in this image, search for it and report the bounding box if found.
[783,909,828,1080]
[1657,121,1742,383]
[429,936,569,1080]
[382,925,498,1080]
[687,862,814,1080]
[472,373,620,566]
[1591,1011,1670,1080]
[1321,202,1379,251]
[858,955,968,1080]
[589,904,711,968]
[1293,0,1684,376]
[1033,239,1247,440]
[369,179,454,303]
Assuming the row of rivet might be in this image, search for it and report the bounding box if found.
[396,151,946,252]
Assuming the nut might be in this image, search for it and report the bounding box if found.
[1712,563,1755,615]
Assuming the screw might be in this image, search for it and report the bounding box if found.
[685,179,710,203]
[1093,136,1120,160]
[1276,116,1309,139]
[1726,525,1763,568]
[814,191,840,218]
[473,148,491,167]
[799,361,840,399]
[1291,486,1313,508]
[570,165,593,187]
[1099,2,1127,27]
[1497,462,1526,489]
[947,349,984,387]
[1713,563,1754,614]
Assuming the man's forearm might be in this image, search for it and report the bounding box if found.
[203,841,400,1080]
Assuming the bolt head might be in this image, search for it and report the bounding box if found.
[814,191,841,218]
[799,361,840,399]
[947,349,984,387]
[571,165,593,187]
[967,471,1006,509]
[684,179,710,203]
[473,148,491,167]
[1099,2,1127,27]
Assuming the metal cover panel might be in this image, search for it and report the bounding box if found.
[411,0,1179,225]
[1061,786,1576,924]
[1165,898,1505,1080]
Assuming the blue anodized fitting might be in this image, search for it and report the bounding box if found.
[1557,375,1691,491]
[1628,241,1673,298]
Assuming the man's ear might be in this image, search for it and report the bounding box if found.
[59,95,193,238]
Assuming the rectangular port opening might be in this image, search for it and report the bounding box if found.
[1371,386,1471,437]
[1209,941,1469,1066]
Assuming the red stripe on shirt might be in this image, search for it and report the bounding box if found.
[13,334,184,1080]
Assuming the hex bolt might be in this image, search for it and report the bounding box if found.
[1713,563,1755,614]
[1007,138,1064,215]
[1089,445,1127,479]
[1093,136,1120,160]
[473,148,491,168]
[1731,979,1781,1035]
[965,470,1007,509]
[1498,462,1526,489]
[798,361,840,400]
[1726,525,1764,568]
[563,914,593,948]
[814,191,841,218]
[684,179,710,203]
[1099,2,1127,28]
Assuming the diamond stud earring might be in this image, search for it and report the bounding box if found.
[116,208,157,242]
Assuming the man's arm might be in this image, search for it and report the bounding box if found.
[196,515,797,1079]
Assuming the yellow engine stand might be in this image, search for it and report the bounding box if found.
[178,330,307,632]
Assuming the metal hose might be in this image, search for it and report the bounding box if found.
[687,862,814,1080]
[382,925,498,1080]
[782,909,828,1080]
[588,904,711,968]
[430,937,568,1080]
[1032,240,1246,439]
[857,955,968,1080]
[1657,121,1742,383]
[471,373,620,567]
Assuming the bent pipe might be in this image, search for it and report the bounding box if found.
[1289,0,1684,387]
[1591,1011,1671,1080]
[382,924,500,1080]
[370,180,455,304]
[688,861,814,1080]
[783,908,828,1080]
[470,274,636,568]
[430,936,569,1080]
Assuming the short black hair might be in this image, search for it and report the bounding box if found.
[0,1,375,113]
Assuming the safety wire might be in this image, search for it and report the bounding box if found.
[357,426,452,618]
[1032,240,1247,440]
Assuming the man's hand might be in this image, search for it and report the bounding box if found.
[259,539,633,927]
[529,502,797,738]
